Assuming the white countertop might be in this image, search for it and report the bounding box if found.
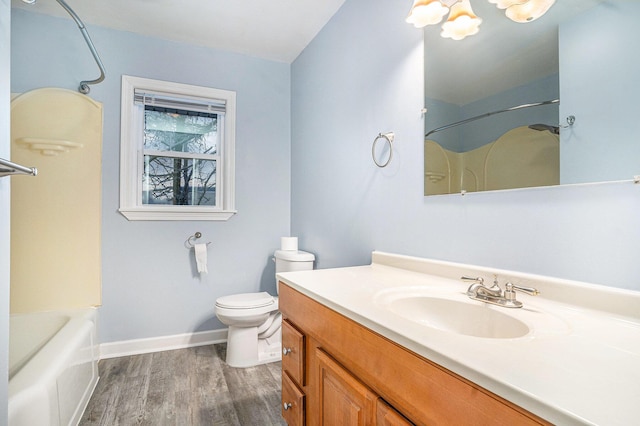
[277,251,640,426]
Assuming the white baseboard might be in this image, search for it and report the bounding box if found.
[99,328,228,360]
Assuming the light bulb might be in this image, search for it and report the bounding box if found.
[441,0,482,41]
[406,0,450,28]
[506,0,556,23]
[488,0,528,9]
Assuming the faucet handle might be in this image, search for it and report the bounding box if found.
[502,282,538,308]
[505,282,539,296]
[461,276,484,284]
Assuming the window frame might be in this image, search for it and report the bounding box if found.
[119,75,236,221]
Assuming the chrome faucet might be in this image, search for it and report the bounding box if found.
[461,275,539,308]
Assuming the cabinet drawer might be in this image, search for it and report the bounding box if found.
[282,371,305,426]
[282,319,305,385]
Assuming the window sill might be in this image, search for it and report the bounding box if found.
[119,207,237,221]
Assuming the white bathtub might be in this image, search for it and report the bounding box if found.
[9,308,99,426]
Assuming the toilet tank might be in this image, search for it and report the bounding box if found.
[274,250,315,275]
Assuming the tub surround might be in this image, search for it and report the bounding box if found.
[10,88,103,313]
[277,251,640,425]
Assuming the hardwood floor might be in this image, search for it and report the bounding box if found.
[80,343,287,426]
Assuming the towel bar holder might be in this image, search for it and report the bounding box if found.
[185,232,211,248]
[372,132,395,168]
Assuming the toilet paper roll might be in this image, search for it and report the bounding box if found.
[281,237,298,251]
[194,243,208,274]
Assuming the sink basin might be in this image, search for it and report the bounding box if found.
[386,296,530,339]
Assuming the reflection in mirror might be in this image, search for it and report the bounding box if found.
[423,0,640,196]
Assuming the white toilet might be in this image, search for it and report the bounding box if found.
[215,249,315,368]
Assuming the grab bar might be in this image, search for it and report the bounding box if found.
[425,99,559,138]
[0,157,38,177]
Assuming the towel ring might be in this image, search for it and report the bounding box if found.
[372,132,395,168]
[185,232,211,248]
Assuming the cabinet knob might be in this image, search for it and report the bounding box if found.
[283,402,292,411]
[283,347,292,356]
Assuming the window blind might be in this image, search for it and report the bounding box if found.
[134,89,226,114]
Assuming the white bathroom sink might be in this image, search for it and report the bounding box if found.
[385,296,530,339]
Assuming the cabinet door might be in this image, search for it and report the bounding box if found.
[316,348,377,426]
[282,319,305,385]
[282,372,305,426]
[376,399,414,426]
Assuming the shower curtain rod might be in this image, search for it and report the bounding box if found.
[55,0,106,94]
[425,99,559,138]
[0,157,37,177]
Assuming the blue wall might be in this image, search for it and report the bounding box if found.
[291,0,424,269]
[291,0,640,291]
[11,9,291,343]
[559,2,640,184]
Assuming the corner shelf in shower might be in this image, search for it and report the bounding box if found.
[16,137,83,156]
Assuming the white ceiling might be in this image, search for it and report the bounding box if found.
[11,0,347,63]
[12,0,605,103]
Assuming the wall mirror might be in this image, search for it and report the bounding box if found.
[423,0,640,196]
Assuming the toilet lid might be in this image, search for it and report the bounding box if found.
[216,292,275,309]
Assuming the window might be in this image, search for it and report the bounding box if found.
[119,75,236,221]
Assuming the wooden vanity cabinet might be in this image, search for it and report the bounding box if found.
[282,371,305,426]
[376,400,413,426]
[316,347,413,426]
[282,320,306,425]
[279,282,551,426]
[316,347,377,425]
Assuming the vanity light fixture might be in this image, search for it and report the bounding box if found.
[408,0,556,39]
[500,0,556,23]
[406,0,452,28]
[440,0,482,40]
[487,0,526,8]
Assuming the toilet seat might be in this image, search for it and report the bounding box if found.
[216,292,275,309]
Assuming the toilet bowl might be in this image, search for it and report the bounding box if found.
[215,292,282,367]
[215,248,315,368]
